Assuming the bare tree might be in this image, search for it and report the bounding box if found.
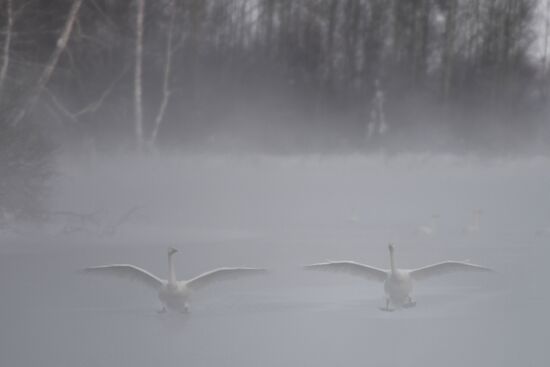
[442,0,458,101]
[0,0,13,96]
[12,0,83,126]
[46,64,125,118]
[541,0,550,101]
[542,0,550,76]
[149,0,176,150]
[134,0,145,150]
[0,0,542,154]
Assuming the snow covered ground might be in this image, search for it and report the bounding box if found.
[1,154,549,366]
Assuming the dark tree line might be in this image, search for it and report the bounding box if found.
[2,0,545,152]
[0,0,548,220]
[0,0,550,221]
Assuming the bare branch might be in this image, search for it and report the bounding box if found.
[73,67,127,118]
[45,88,78,123]
[44,67,127,124]
[12,0,83,126]
[101,206,142,236]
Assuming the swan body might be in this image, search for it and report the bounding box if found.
[535,227,550,236]
[418,214,439,236]
[305,243,492,311]
[158,281,192,313]
[418,225,434,236]
[84,247,266,313]
[383,269,413,307]
[464,209,482,234]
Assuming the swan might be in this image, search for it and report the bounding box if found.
[417,214,439,236]
[464,209,482,234]
[305,243,492,311]
[84,247,266,313]
[535,226,550,237]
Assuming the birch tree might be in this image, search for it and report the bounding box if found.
[0,0,13,97]
[442,0,457,101]
[149,0,176,150]
[543,0,550,76]
[134,0,145,151]
[12,0,83,126]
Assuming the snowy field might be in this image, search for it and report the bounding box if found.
[1,154,549,366]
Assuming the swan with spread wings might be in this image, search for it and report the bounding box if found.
[84,247,266,313]
[305,243,492,311]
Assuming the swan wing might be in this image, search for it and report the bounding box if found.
[83,264,164,290]
[186,267,267,290]
[409,261,492,281]
[304,261,388,282]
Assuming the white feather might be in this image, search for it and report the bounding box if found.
[408,260,493,281]
[186,267,267,290]
[304,261,387,282]
[84,264,164,289]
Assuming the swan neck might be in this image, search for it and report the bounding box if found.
[168,252,177,285]
[389,249,396,273]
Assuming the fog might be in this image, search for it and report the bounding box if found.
[2,1,550,365]
[1,153,549,366]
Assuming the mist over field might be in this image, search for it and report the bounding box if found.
[1,153,549,366]
[2,0,550,366]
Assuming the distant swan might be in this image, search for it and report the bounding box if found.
[535,226,550,237]
[417,214,439,236]
[305,243,492,311]
[464,209,482,234]
[84,247,266,313]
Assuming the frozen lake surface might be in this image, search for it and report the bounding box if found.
[1,154,549,366]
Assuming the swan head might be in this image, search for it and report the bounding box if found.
[168,247,179,256]
[388,243,395,253]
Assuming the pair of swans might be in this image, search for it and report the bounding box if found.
[85,244,492,313]
[418,210,482,237]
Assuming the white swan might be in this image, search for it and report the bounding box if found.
[305,243,492,311]
[536,228,550,236]
[417,214,439,236]
[464,209,482,234]
[84,247,266,313]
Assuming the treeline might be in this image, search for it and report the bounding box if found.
[0,0,548,155]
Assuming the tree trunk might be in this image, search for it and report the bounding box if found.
[442,0,457,101]
[325,0,338,86]
[263,0,275,55]
[542,0,550,100]
[416,0,431,83]
[149,0,175,149]
[12,0,83,126]
[0,0,13,96]
[543,0,550,76]
[134,0,145,151]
